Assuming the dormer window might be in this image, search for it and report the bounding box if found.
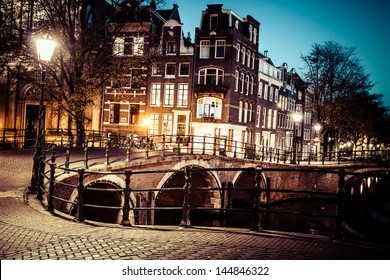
[166,42,176,54]
[210,14,218,30]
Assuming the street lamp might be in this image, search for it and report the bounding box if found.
[314,123,322,160]
[28,35,56,194]
[291,112,303,164]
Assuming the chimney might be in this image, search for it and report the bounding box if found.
[264,50,268,57]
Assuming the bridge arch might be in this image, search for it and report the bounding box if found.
[153,160,222,226]
[66,175,136,224]
[227,168,267,228]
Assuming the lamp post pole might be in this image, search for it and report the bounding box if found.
[28,35,56,194]
[291,113,302,164]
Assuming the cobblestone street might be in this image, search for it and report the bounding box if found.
[1,149,390,260]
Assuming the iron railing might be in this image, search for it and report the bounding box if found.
[30,143,390,241]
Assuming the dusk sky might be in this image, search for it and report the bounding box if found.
[166,0,390,108]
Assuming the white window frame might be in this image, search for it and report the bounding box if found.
[150,84,161,106]
[215,40,226,59]
[200,40,210,59]
[164,84,175,106]
[177,84,188,107]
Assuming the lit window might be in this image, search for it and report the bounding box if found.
[200,40,210,59]
[149,114,159,135]
[150,84,161,106]
[178,84,188,107]
[164,84,175,106]
[196,97,222,119]
[162,114,173,135]
[166,42,176,54]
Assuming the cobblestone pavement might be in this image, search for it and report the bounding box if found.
[1,149,390,260]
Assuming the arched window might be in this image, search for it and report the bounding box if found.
[198,68,224,85]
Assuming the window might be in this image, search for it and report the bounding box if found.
[152,64,162,76]
[149,114,159,135]
[165,63,175,77]
[253,28,257,43]
[116,34,144,56]
[269,86,274,101]
[178,84,188,107]
[200,40,210,59]
[250,77,254,95]
[150,84,161,106]
[236,43,240,62]
[241,46,246,64]
[273,110,277,129]
[249,103,253,122]
[258,81,263,98]
[256,106,261,127]
[245,75,250,95]
[267,108,272,128]
[238,100,243,122]
[164,84,174,106]
[249,25,253,41]
[129,104,139,124]
[275,89,279,103]
[262,107,266,128]
[243,101,248,123]
[263,85,268,100]
[113,37,124,56]
[215,40,225,58]
[110,103,120,123]
[162,114,173,135]
[166,42,176,54]
[210,14,218,29]
[196,97,222,119]
[251,53,255,69]
[179,63,190,76]
[198,68,224,85]
[240,73,244,93]
[247,50,251,67]
[234,70,239,92]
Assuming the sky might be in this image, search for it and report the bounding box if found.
[166,0,390,108]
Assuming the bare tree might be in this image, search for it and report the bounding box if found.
[301,41,376,154]
[1,0,166,145]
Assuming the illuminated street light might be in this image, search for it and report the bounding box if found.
[291,112,302,164]
[28,35,56,195]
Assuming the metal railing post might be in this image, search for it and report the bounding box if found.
[180,166,191,227]
[47,162,56,212]
[126,135,131,162]
[36,151,46,200]
[334,168,346,241]
[250,166,262,232]
[84,140,89,169]
[121,170,132,226]
[105,134,110,165]
[65,141,70,173]
[190,135,194,155]
[162,134,166,157]
[74,169,85,223]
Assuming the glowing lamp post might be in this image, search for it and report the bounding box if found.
[291,112,303,164]
[28,35,56,194]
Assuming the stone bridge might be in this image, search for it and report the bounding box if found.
[51,153,388,227]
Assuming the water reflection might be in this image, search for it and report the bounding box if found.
[261,172,390,245]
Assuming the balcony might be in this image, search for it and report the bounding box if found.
[194,84,229,98]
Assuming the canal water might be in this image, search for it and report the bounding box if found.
[262,172,390,245]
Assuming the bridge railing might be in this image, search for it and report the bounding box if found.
[31,146,390,242]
